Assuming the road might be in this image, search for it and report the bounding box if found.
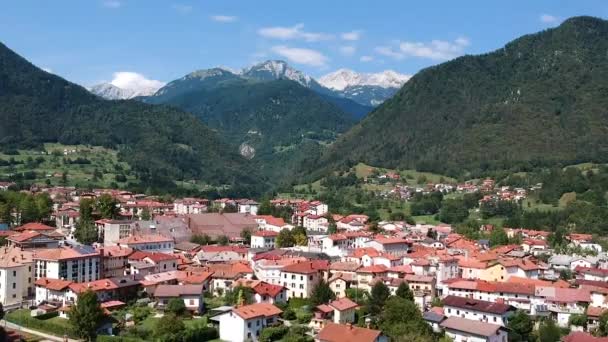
[1,319,80,342]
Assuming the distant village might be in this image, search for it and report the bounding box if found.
[0,181,605,342]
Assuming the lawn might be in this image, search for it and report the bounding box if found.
[5,309,77,338]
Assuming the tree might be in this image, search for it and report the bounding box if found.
[310,279,336,306]
[395,282,414,301]
[154,313,185,342]
[569,314,587,329]
[240,228,252,245]
[140,207,151,220]
[597,311,608,336]
[438,199,469,223]
[537,318,561,342]
[292,226,308,246]
[368,281,390,316]
[507,310,533,342]
[326,214,337,234]
[191,234,211,245]
[489,227,509,247]
[69,289,105,341]
[217,235,229,246]
[166,298,187,316]
[96,194,119,219]
[379,296,432,340]
[276,229,294,248]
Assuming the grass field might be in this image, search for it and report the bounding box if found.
[5,309,76,338]
[353,162,456,185]
[0,143,137,188]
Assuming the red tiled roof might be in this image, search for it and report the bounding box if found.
[253,282,285,298]
[443,295,513,315]
[34,246,99,261]
[15,222,55,231]
[357,264,387,274]
[252,230,279,237]
[328,297,358,311]
[281,260,329,274]
[562,332,608,342]
[233,303,282,320]
[318,323,381,342]
[35,277,72,291]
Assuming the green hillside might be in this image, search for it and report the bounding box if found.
[307,16,608,181]
[146,77,355,180]
[0,42,264,195]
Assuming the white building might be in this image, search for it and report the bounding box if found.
[218,303,282,342]
[280,260,327,299]
[0,247,34,305]
[102,220,135,246]
[443,295,515,326]
[250,231,278,249]
[34,246,101,283]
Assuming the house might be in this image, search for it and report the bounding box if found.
[173,198,209,215]
[328,272,356,298]
[127,251,178,276]
[65,277,140,304]
[237,199,259,216]
[367,237,411,255]
[252,282,287,304]
[440,316,508,342]
[317,323,388,342]
[98,246,133,278]
[154,284,204,313]
[116,234,174,253]
[218,303,282,342]
[102,220,136,246]
[200,262,255,295]
[303,215,329,232]
[34,246,101,282]
[254,215,289,232]
[0,246,35,305]
[327,297,358,324]
[253,257,307,285]
[280,260,329,299]
[7,231,61,249]
[442,295,515,326]
[251,230,279,249]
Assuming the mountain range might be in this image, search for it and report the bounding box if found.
[141,63,357,180]
[89,60,410,108]
[305,16,608,181]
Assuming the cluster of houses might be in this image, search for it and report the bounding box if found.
[0,186,606,341]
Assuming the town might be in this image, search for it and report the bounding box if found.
[0,177,605,342]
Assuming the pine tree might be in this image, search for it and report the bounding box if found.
[310,279,336,306]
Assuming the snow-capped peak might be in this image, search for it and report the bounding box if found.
[89,72,165,100]
[319,69,411,91]
[242,60,314,87]
[184,67,236,80]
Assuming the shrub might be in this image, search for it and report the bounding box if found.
[259,325,289,342]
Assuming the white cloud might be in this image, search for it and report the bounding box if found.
[270,45,328,67]
[102,0,121,8]
[258,24,333,42]
[540,14,560,24]
[376,36,470,61]
[341,31,361,41]
[360,55,373,62]
[173,4,193,14]
[110,72,165,91]
[211,15,238,23]
[339,45,356,56]
[375,46,405,60]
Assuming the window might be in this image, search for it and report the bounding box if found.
[12,283,16,289]
[247,322,251,328]
[13,271,16,277]
[189,299,194,305]
[493,317,497,322]
[309,275,313,281]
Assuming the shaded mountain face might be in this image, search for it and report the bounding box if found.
[306,16,608,180]
[143,69,356,180]
[0,42,263,195]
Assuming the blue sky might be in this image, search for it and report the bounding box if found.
[1,0,607,87]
